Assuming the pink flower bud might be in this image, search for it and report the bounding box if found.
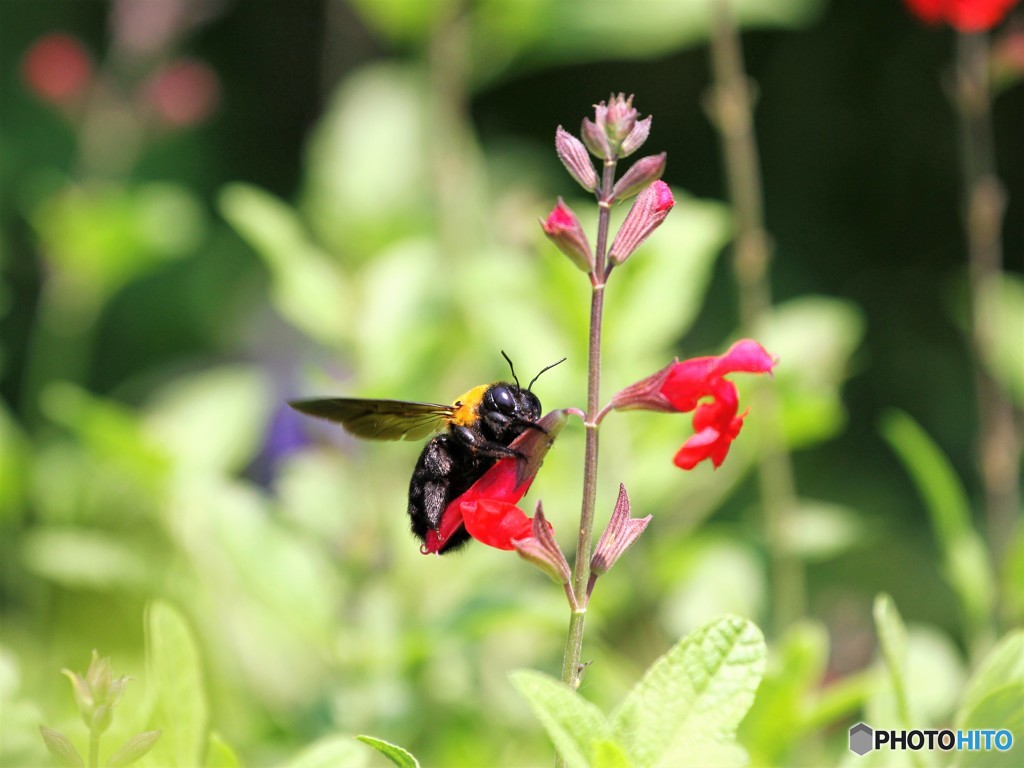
[611,153,667,202]
[590,484,651,576]
[602,93,638,143]
[607,181,675,266]
[513,503,572,584]
[581,116,611,159]
[540,198,594,272]
[556,126,599,191]
[619,115,652,157]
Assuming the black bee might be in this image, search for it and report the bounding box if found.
[289,354,564,553]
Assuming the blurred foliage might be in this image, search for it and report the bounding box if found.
[1,0,1022,766]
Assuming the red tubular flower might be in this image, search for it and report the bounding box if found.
[902,0,1019,32]
[422,410,567,554]
[612,340,776,470]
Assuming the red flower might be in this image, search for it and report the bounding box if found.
[612,340,776,470]
[144,58,220,128]
[21,33,93,105]
[422,410,566,554]
[903,0,1019,32]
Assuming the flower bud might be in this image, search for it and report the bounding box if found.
[591,484,651,576]
[107,731,162,768]
[39,726,84,768]
[61,650,131,734]
[513,503,572,584]
[555,126,598,192]
[602,93,638,144]
[581,116,611,159]
[607,181,675,266]
[611,152,666,201]
[540,198,594,272]
[619,115,652,157]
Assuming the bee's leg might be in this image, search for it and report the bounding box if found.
[450,425,525,461]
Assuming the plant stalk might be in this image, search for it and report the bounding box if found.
[708,1,804,635]
[560,157,616,694]
[954,31,1020,575]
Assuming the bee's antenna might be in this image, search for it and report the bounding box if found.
[501,350,521,388]
[528,357,567,391]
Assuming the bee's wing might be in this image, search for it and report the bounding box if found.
[288,398,453,441]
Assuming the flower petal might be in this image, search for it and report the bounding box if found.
[461,499,533,551]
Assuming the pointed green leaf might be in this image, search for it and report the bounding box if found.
[39,726,84,768]
[282,735,367,768]
[873,594,914,732]
[139,601,207,767]
[954,630,1024,760]
[355,735,419,768]
[106,730,161,767]
[204,732,241,768]
[881,410,996,650]
[510,669,612,768]
[610,615,765,768]
[219,183,351,346]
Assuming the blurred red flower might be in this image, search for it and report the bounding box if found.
[21,33,93,105]
[144,58,220,127]
[903,0,1019,31]
[612,340,776,470]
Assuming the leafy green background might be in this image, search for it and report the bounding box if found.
[1,0,1022,766]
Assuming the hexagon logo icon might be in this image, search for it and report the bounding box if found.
[849,722,874,756]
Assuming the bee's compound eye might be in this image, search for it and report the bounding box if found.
[490,385,516,413]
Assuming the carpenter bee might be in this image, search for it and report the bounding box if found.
[289,353,564,553]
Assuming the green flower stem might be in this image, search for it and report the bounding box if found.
[89,728,100,768]
[955,31,1019,573]
[560,157,616,696]
[708,1,803,635]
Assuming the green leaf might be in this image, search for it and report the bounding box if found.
[756,296,865,447]
[510,669,613,768]
[955,630,1024,734]
[139,601,208,768]
[604,192,729,370]
[219,183,351,346]
[591,739,634,768]
[203,732,241,768]
[873,594,913,731]
[610,615,766,768]
[739,621,831,765]
[282,735,368,768]
[31,182,204,301]
[142,365,270,476]
[301,64,432,257]
[880,410,996,650]
[39,726,84,768]
[355,735,419,768]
